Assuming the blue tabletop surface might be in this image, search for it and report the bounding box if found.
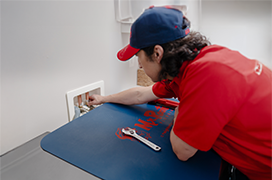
[41,103,221,180]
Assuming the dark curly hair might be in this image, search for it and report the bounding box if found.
[142,31,211,81]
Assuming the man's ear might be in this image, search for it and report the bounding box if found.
[153,45,164,63]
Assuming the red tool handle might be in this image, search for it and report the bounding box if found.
[149,98,179,109]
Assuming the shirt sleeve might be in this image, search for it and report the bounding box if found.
[152,80,176,98]
[173,60,247,151]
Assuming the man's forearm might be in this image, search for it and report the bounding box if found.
[170,128,198,161]
[103,86,158,105]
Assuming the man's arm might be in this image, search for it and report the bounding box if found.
[170,130,198,161]
[170,107,198,161]
[88,85,158,106]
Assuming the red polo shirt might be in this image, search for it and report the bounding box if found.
[152,45,272,180]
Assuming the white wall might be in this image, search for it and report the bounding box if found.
[1,0,271,155]
[1,0,138,155]
[200,0,271,69]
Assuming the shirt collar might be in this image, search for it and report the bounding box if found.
[167,60,192,85]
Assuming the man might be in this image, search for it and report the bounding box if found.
[88,6,272,180]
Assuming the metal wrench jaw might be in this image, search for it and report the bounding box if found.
[121,127,161,151]
[122,127,136,136]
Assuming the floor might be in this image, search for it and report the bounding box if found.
[0,132,101,180]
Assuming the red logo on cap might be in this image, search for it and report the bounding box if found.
[185,28,190,35]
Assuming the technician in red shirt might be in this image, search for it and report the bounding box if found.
[88,6,272,180]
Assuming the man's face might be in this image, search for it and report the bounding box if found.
[136,50,162,82]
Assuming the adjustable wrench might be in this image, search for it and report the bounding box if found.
[122,127,161,151]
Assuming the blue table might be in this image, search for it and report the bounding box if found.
[41,103,221,180]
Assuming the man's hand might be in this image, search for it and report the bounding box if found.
[88,94,105,106]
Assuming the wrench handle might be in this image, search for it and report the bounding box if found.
[133,134,161,151]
